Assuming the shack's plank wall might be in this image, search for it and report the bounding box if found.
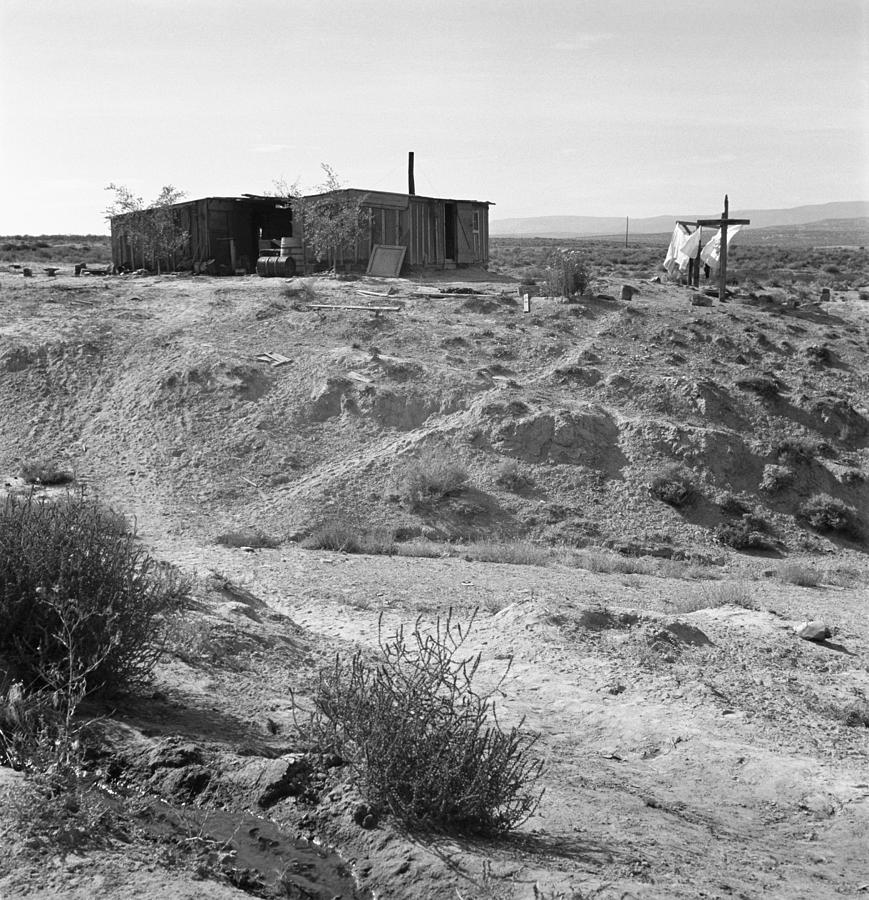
[111,192,488,271]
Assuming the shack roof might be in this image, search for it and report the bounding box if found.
[246,189,495,208]
[110,189,494,224]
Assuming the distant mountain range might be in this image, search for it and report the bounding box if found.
[490,201,869,237]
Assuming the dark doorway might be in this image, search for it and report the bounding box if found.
[444,202,457,261]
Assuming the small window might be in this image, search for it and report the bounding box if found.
[472,211,480,232]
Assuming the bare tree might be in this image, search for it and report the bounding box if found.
[274,165,367,271]
[105,184,188,273]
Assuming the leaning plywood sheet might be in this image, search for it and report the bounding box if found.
[367,244,407,277]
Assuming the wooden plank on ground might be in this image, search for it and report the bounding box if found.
[309,303,401,312]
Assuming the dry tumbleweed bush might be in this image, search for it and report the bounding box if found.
[310,609,544,834]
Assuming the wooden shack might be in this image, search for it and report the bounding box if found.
[305,189,492,270]
[110,196,294,274]
[110,189,491,274]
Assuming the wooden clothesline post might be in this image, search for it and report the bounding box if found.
[696,194,751,301]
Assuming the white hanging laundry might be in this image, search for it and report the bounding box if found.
[664,225,692,277]
[700,224,743,269]
[678,228,702,269]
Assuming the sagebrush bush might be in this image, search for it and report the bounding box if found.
[717,492,751,515]
[310,611,543,834]
[798,493,863,540]
[300,522,395,555]
[714,513,773,551]
[648,465,698,507]
[0,493,189,694]
[494,459,531,491]
[19,459,74,486]
[775,437,823,465]
[777,562,822,587]
[760,464,795,493]
[396,448,469,507]
[673,581,755,612]
[215,528,280,549]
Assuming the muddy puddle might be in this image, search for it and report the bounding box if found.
[129,797,371,899]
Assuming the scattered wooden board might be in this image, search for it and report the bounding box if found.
[411,291,486,299]
[366,244,406,277]
[255,352,292,367]
[309,304,401,313]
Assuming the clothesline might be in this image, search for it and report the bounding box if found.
[663,222,743,279]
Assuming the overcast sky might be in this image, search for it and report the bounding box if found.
[1,0,866,233]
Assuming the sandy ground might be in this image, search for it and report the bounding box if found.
[1,266,868,899]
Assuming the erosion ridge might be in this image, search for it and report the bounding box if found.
[0,273,866,555]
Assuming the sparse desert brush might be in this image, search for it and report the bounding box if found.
[648,464,699,508]
[19,459,74,486]
[215,528,281,549]
[714,514,775,551]
[805,344,833,366]
[395,447,469,507]
[575,548,653,575]
[798,493,863,540]
[0,674,117,852]
[760,463,795,493]
[281,279,317,305]
[308,610,543,834]
[300,522,395,555]
[777,561,822,587]
[0,492,189,694]
[460,540,554,567]
[774,437,824,465]
[717,492,752,515]
[840,468,867,485]
[494,459,531,491]
[674,580,755,612]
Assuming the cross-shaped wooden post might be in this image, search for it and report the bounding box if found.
[696,195,751,301]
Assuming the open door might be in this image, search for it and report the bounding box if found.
[443,202,457,262]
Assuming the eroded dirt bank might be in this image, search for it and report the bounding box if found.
[1,269,867,898]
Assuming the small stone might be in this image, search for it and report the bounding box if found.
[795,621,830,642]
[691,293,713,307]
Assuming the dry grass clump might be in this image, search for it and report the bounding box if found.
[460,540,560,567]
[395,447,469,508]
[280,279,317,305]
[774,437,825,465]
[840,468,867,485]
[673,580,756,613]
[777,562,822,587]
[648,464,699,508]
[300,523,395,555]
[215,528,281,549]
[19,459,74,486]
[798,493,863,541]
[760,464,795,493]
[494,459,532,491]
[309,611,543,834]
[714,514,775,551]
